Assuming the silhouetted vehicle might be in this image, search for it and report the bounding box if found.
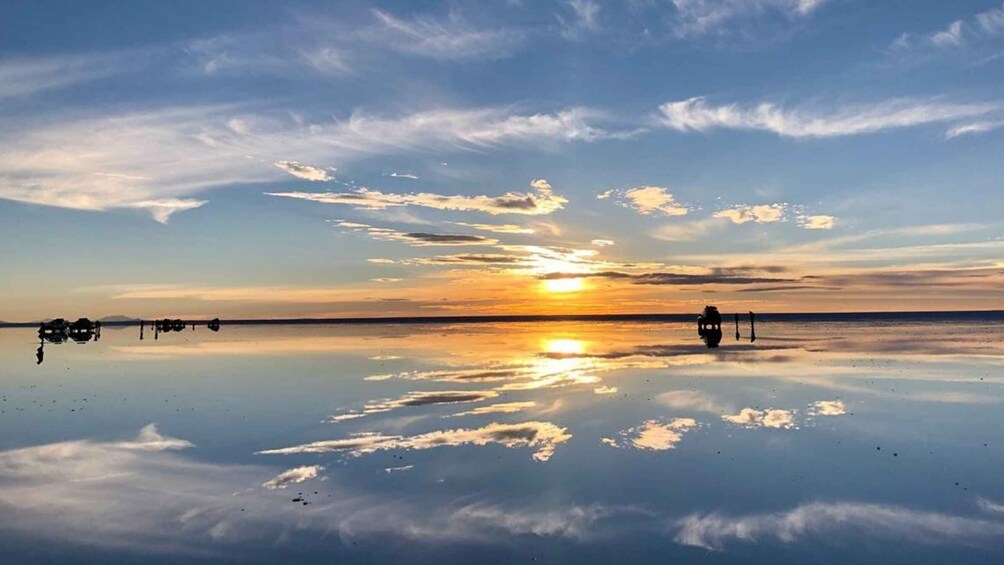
[697,306,723,348]
[208,318,221,332]
[67,318,100,343]
[39,318,70,335]
[39,319,70,344]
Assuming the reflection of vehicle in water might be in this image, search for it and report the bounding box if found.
[697,306,723,348]
[155,319,187,332]
[37,317,101,364]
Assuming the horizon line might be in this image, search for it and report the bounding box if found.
[2,309,1003,328]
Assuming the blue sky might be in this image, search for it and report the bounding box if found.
[1,0,1003,320]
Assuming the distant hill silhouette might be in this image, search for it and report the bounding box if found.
[99,315,141,323]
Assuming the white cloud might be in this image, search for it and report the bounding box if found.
[721,408,796,429]
[388,172,419,180]
[658,97,996,138]
[271,180,568,216]
[809,400,846,416]
[798,214,836,230]
[606,186,689,216]
[274,160,332,181]
[675,501,1004,550]
[262,465,324,489]
[112,423,194,451]
[123,198,209,224]
[591,239,615,247]
[605,418,699,450]
[714,204,786,224]
[371,9,525,60]
[931,20,965,47]
[946,120,1004,138]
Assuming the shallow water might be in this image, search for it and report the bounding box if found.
[2,318,1003,564]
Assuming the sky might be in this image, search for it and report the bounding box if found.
[1,0,1003,321]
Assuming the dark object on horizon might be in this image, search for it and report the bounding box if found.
[734,313,740,341]
[749,311,756,343]
[155,319,187,332]
[697,306,723,348]
[140,320,145,340]
[67,318,100,343]
[208,318,221,332]
[39,318,69,336]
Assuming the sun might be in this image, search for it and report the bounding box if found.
[543,277,585,293]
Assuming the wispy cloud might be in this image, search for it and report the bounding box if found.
[451,222,536,234]
[272,180,568,216]
[0,51,144,99]
[946,120,1004,139]
[371,9,526,60]
[560,0,602,40]
[675,501,1004,550]
[334,221,500,247]
[894,2,1004,51]
[0,103,601,221]
[331,390,500,422]
[274,161,333,181]
[658,97,996,138]
[258,420,572,462]
[262,465,324,490]
[669,0,829,37]
[451,401,538,417]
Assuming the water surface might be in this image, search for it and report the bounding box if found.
[2,317,1003,563]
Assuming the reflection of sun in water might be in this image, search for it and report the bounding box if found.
[543,338,586,355]
[542,277,584,293]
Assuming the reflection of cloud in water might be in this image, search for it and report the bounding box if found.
[113,423,195,451]
[331,390,499,422]
[258,421,572,462]
[262,465,324,490]
[656,390,732,414]
[383,465,414,473]
[809,400,846,416]
[604,419,698,451]
[594,386,618,394]
[675,501,1004,550]
[451,401,537,417]
[0,425,630,555]
[722,408,796,429]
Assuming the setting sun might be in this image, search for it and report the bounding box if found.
[543,278,585,293]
